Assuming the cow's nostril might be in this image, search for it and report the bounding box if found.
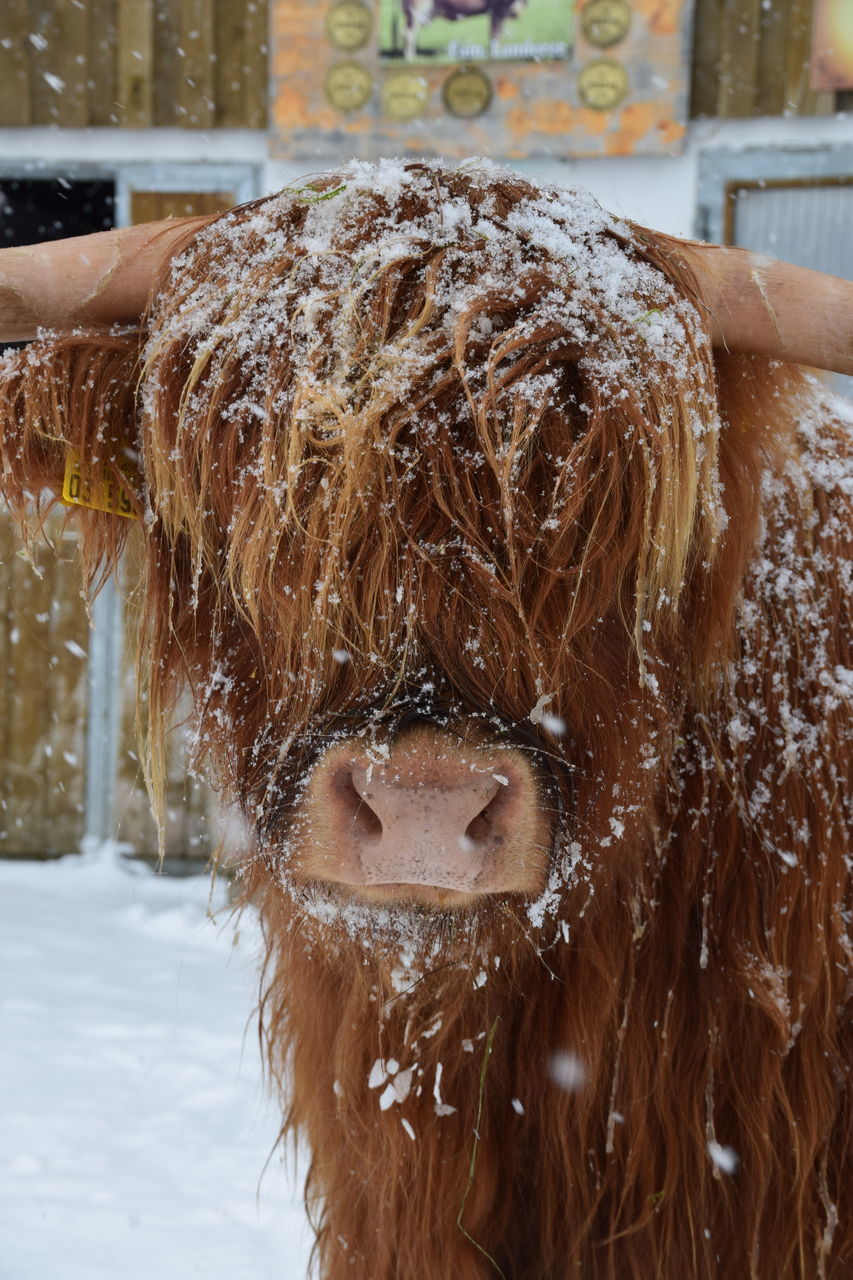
[464,791,503,845]
[336,771,383,840]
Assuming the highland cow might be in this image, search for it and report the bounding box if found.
[400,0,527,60]
[0,161,851,1279]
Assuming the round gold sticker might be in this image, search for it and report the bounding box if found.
[325,1,373,52]
[577,58,628,110]
[581,0,631,49]
[382,71,429,121]
[443,67,493,119]
[325,61,373,113]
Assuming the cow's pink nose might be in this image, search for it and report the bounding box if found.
[296,728,551,902]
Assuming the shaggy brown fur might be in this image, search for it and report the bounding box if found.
[1,163,850,1278]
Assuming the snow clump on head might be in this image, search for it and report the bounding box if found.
[146,157,705,424]
[140,158,723,641]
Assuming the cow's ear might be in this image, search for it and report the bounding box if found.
[0,330,145,586]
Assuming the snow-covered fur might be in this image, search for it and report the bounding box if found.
[1,163,851,1278]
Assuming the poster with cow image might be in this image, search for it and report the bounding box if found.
[380,0,574,65]
[271,0,694,161]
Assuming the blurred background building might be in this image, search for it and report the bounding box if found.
[0,0,850,867]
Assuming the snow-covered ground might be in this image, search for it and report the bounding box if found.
[0,847,312,1279]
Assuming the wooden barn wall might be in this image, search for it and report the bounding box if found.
[0,516,221,864]
[690,0,844,118]
[0,0,269,128]
[0,1,846,130]
[0,515,89,857]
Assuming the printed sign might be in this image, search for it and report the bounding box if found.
[271,0,692,161]
[378,0,573,64]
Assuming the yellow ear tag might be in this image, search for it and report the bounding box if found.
[62,449,139,519]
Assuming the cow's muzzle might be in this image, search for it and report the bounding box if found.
[293,725,553,906]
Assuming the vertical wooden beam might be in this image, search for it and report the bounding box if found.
[689,0,721,118]
[152,0,181,125]
[716,0,763,117]
[0,520,87,857]
[177,0,216,128]
[754,0,789,117]
[214,0,248,127]
[52,0,91,127]
[29,2,60,126]
[244,0,269,128]
[0,541,49,850]
[88,0,120,126]
[116,0,154,127]
[46,538,90,851]
[0,0,32,126]
[28,0,91,127]
[213,0,269,128]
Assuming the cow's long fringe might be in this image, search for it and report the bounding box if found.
[0,163,850,1277]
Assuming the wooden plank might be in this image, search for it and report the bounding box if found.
[754,0,789,117]
[4,532,52,849]
[0,527,48,853]
[214,0,269,127]
[88,0,120,127]
[116,0,154,126]
[214,0,249,127]
[130,189,235,223]
[152,0,181,125]
[0,514,88,857]
[716,0,763,117]
[27,0,92,126]
[689,0,721,118]
[42,528,89,852]
[243,0,269,128]
[49,0,91,128]
[177,0,216,128]
[0,0,32,126]
[29,2,60,126]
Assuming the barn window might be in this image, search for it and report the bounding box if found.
[0,176,114,246]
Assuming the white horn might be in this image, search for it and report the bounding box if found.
[664,237,853,377]
[0,216,211,343]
